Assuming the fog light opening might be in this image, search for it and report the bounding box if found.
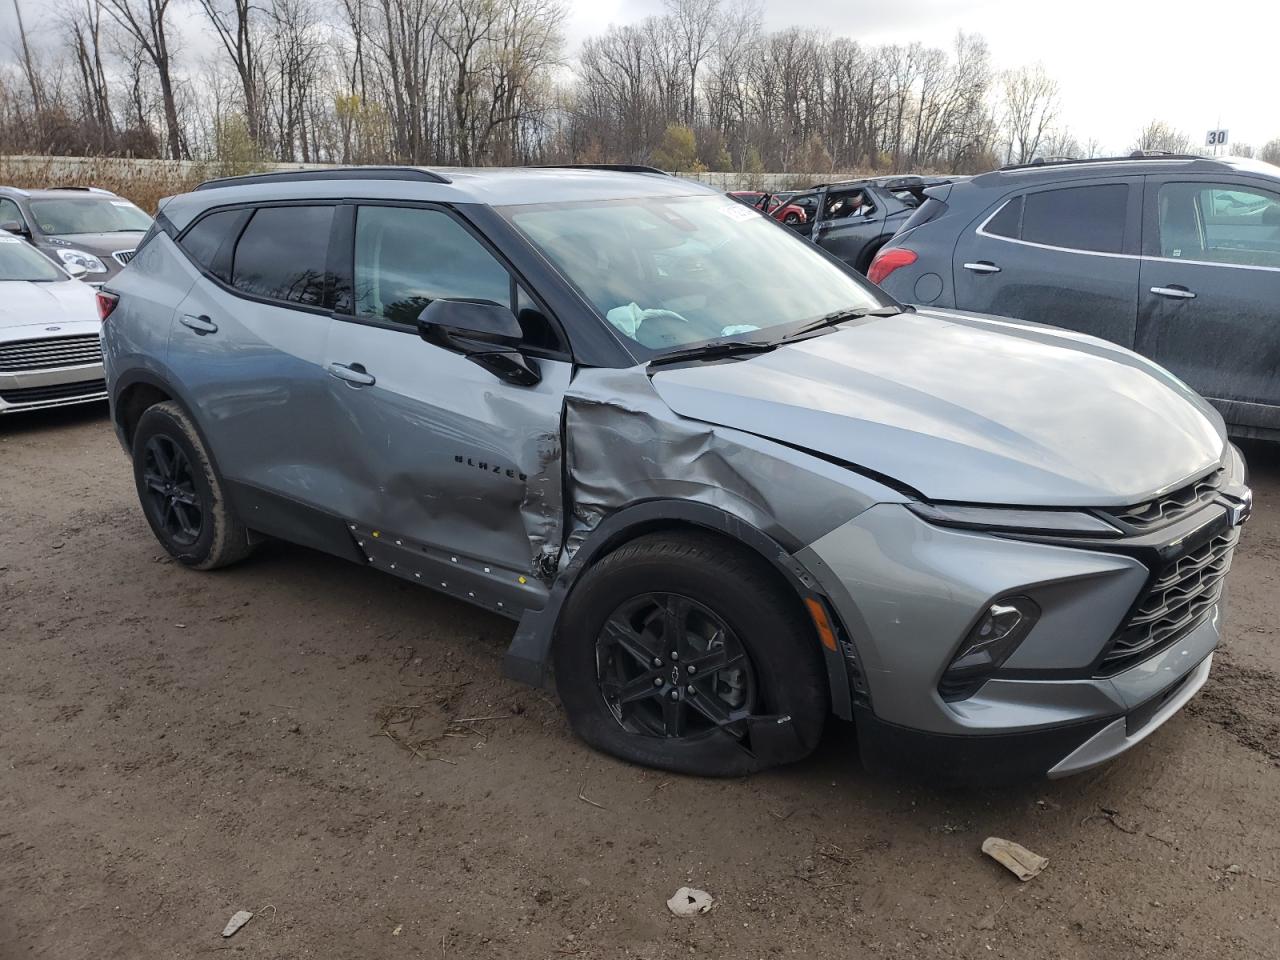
[939,597,1040,702]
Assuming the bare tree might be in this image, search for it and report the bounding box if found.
[1131,119,1193,155]
[1001,64,1058,164]
[101,0,185,158]
[1262,139,1280,166]
[196,0,264,145]
[11,0,44,112]
[666,0,718,126]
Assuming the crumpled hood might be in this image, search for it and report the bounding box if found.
[0,279,100,333]
[650,310,1226,507]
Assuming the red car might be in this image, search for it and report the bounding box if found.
[728,191,808,225]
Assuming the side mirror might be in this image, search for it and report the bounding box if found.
[0,220,27,236]
[65,261,88,279]
[417,298,540,387]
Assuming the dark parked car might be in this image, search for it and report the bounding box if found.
[870,154,1280,440]
[0,185,153,286]
[784,175,957,273]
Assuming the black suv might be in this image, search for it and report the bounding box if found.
[871,155,1280,440]
[0,185,153,285]
[785,175,958,273]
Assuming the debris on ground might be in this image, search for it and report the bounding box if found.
[982,837,1048,881]
[221,910,253,938]
[666,887,714,917]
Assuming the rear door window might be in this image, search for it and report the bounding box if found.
[1157,182,1280,267]
[231,205,335,306]
[1020,184,1129,254]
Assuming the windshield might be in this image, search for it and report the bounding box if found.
[0,235,64,281]
[503,195,885,356]
[29,196,152,235]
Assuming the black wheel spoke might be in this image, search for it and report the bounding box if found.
[600,617,660,668]
[661,694,687,737]
[172,501,199,538]
[602,672,664,706]
[151,439,174,480]
[684,687,749,728]
[662,595,692,657]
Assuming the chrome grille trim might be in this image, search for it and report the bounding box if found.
[113,249,137,266]
[0,335,103,372]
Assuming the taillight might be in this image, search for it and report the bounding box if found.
[96,290,119,322]
[867,247,917,286]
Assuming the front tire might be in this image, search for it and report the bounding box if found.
[554,532,828,776]
[132,401,252,570]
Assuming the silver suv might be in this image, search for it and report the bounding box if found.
[100,165,1251,781]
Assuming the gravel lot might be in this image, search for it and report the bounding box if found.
[2,403,1278,960]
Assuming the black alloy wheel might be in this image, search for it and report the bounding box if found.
[141,434,204,546]
[595,592,757,740]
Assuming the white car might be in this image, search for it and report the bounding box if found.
[0,233,105,415]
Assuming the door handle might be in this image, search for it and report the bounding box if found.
[963,261,1001,274]
[1150,285,1196,300]
[179,314,217,334]
[327,361,376,387]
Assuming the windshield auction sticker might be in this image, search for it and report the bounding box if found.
[717,202,759,223]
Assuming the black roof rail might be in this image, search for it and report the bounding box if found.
[194,166,451,191]
[998,152,1207,172]
[532,164,670,176]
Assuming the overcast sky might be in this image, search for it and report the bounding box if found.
[4,0,1278,154]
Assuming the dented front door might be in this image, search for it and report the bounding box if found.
[324,317,569,613]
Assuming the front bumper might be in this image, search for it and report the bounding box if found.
[0,323,107,415]
[798,481,1243,779]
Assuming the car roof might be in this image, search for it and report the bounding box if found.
[161,165,721,229]
[0,186,122,199]
[968,154,1277,190]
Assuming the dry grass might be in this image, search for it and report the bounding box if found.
[0,156,271,213]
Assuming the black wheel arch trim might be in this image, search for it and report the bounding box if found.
[504,499,860,720]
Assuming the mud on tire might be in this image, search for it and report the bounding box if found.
[131,401,253,570]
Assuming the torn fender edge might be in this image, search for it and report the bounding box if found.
[502,499,861,722]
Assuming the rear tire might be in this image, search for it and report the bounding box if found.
[554,532,828,776]
[132,401,252,570]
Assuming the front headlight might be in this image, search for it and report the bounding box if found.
[55,248,108,274]
[906,502,1122,538]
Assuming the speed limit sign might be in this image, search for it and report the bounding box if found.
[1206,129,1229,146]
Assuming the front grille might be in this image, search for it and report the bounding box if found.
[113,249,137,266]
[0,334,103,372]
[1104,469,1224,530]
[1098,527,1239,675]
[0,378,106,405]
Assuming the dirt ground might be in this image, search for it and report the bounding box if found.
[2,404,1278,960]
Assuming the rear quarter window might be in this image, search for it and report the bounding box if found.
[1020,184,1128,254]
[178,209,249,282]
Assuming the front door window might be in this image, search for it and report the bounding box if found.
[1157,182,1280,268]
